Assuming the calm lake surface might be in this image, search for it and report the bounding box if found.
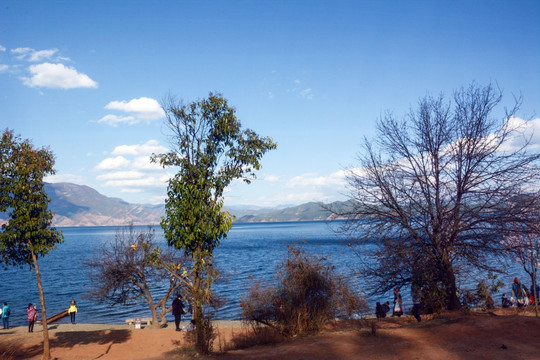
[0,221,528,326]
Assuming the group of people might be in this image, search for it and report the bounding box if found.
[502,277,539,308]
[0,299,78,332]
[375,285,422,323]
[375,277,539,322]
[1,301,33,331]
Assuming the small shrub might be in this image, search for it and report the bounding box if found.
[225,326,284,351]
[241,244,367,337]
[459,273,504,311]
[195,317,216,354]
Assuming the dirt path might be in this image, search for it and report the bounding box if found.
[1,312,539,359]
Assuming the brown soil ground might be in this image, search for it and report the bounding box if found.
[1,308,539,360]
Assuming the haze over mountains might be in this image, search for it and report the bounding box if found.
[1,182,347,227]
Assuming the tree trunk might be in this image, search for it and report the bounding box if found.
[144,290,160,329]
[31,250,51,360]
[193,266,204,351]
[158,302,171,327]
[440,258,461,311]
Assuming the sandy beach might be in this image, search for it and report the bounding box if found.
[1,309,539,359]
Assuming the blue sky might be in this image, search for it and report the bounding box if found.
[1,1,539,207]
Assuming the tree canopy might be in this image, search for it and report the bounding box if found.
[0,130,63,266]
[153,93,277,257]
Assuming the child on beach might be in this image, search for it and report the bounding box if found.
[68,300,77,324]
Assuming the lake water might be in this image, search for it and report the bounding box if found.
[0,221,529,326]
[0,221,360,326]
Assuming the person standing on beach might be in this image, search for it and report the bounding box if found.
[68,300,77,324]
[27,303,38,332]
[172,294,185,331]
[1,302,10,329]
[411,284,422,322]
[392,288,403,317]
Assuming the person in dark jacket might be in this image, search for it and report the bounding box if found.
[411,284,422,322]
[172,294,185,331]
[501,293,512,308]
[376,301,390,320]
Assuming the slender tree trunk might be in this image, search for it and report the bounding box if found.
[31,250,51,360]
[533,263,538,317]
[193,266,204,351]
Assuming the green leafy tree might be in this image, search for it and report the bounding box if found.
[153,93,276,353]
[0,129,64,360]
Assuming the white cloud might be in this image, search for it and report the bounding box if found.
[102,174,170,188]
[287,170,346,188]
[132,156,163,171]
[22,62,98,89]
[502,117,540,151]
[111,140,168,156]
[95,156,131,171]
[105,97,165,120]
[97,114,137,127]
[263,174,280,182]
[0,65,8,73]
[96,171,144,181]
[0,45,5,52]
[299,88,313,100]
[44,173,84,184]
[11,47,59,62]
[95,141,173,200]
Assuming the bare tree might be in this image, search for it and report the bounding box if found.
[85,224,188,328]
[334,83,540,310]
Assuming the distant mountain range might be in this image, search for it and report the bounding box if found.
[0,182,350,227]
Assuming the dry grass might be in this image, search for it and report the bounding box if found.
[223,326,284,351]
